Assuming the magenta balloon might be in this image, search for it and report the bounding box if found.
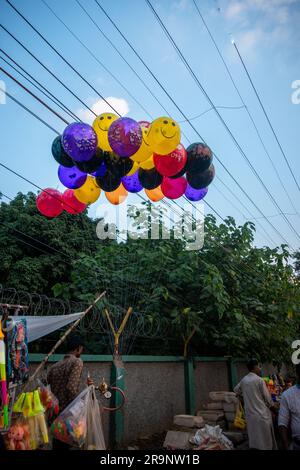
[58,165,87,189]
[185,184,208,202]
[62,123,98,162]
[108,117,142,157]
[122,170,143,193]
[161,177,187,200]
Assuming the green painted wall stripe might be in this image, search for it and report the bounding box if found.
[28,354,185,363]
[29,354,247,363]
[184,358,196,415]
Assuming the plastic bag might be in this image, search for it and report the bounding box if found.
[233,401,246,430]
[39,384,59,424]
[85,386,106,450]
[190,424,233,450]
[51,386,105,450]
[11,389,49,449]
[51,387,88,447]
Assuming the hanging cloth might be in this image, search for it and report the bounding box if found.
[5,312,84,343]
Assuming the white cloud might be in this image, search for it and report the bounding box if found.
[237,28,265,55]
[78,96,129,123]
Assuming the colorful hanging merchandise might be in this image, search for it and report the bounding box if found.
[51,386,105,450]
[0,321,9,428]
[6,389,49,450]
[6,318,29,385]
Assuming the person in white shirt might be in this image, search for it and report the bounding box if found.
[279,364,300,450]
[234,359,277,450]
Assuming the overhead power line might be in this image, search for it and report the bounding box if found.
[92,0,293,247]
[145,0,300,245]
[232,38,300,194]
[192,0,299,215]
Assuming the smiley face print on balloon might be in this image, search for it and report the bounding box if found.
[130,121,152,163]
[147,117,181,155]
[92,113,118,152]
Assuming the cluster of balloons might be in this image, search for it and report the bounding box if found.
[36,114,215,217]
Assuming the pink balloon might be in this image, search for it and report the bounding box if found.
[154,143,187,177]
[62,189,86,214]
[161,177,187,200]
[36,188,63,218]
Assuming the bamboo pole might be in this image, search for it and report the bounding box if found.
[26,291,106,386]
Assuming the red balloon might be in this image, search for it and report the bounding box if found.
[161,177,187,200]
[62,189,86,214]
[36,188,63,218]
[153,143,187,177]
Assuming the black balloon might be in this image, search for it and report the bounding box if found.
[104,151,134,177]
[186,164,215,189]
[138,167,163,190]
[186,142,213,173]
[52,136,74,167]
[95,171,121,192]
[74,148,104,173]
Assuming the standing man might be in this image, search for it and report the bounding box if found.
[234,359,277,450]
[47,334,93,450]
[278,363,300,450]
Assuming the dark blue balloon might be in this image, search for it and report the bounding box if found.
[185,184,208,202]
[58,165,87,189]
[92,162,107,177]
[122,171,143,193]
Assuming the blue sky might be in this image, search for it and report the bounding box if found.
[0,0,299,250]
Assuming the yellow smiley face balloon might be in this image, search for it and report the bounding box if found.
[92,113,118,151]
[130,122,153,163]
[74,176,101,204]
[147,117,181,155]
[139,155,155,170]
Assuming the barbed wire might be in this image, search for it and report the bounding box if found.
[0,285,169,351]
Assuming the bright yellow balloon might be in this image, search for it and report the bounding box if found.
[145,186,164,202]
[139,155,154,170]
[74,176,100,204]
[147,116,181,155]
[92,112,118,151]
[126,161,139,176]
[105,184,128,205]
[130,125,152,163]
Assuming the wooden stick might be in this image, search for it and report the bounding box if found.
[27,291,106,385]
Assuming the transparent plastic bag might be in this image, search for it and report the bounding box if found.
[85,386,106,450]
[51,388,88,448]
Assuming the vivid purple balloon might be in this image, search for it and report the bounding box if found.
[58,165,87,189]
[122,170,143,193]
[108,117,142,158]
[185,184,208,202]
[91,161,107,177]
[62,123,98,162]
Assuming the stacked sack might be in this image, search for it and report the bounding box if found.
[198,391,239,430]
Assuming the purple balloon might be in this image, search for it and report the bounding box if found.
[91,162,107,177]
[108,117,142,158]
[122,171,143,193]
[58,165,87,189]
[62,123,98,162]
[185,184,208,202]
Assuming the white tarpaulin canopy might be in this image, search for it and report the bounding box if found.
[7,312,84,342]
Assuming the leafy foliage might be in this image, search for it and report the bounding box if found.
[1,192,299,361]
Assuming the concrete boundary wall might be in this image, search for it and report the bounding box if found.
[29,354,261,446]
